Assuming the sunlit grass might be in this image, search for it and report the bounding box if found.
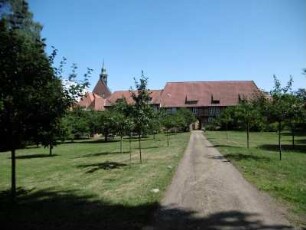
[0,132,190,229]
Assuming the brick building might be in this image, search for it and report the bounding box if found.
[78,66,260,128]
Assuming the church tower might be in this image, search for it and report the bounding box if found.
[92,62,111,98]
[100,62,108,85]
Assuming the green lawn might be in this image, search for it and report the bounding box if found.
[205,130,306,228]
[0,133,190,230]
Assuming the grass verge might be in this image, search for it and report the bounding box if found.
[205,130,306,228]
[0,132,190,230]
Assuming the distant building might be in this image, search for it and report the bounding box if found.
[78,65,260,128]
[78,64,111,110]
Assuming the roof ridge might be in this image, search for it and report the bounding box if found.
[166,80,254,84]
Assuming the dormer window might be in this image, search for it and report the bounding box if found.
[185,95,198,104]
[116,98,124,103]
[211,95,220,104]
[238,94,246,103]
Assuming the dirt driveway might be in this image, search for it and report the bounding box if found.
[148,131,292,230]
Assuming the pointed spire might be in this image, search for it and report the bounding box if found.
[99,60,108,85]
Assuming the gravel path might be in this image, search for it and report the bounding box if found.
[148,131,292,230]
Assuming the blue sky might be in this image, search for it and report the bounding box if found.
[28,0,305,92]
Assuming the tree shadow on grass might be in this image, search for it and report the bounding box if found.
[222,153,271,162]
[77,161,127,173]
[207,144,234,148]
[259,144,306,154]
[281,132,306,137]
[14,154,58,159]
[0,188,157,230]
[296,139,306,144]
[80,151,130,158]
[138,146,159,150]
[77,139,120,144]
[0,188,293,230]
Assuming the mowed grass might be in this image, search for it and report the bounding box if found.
[205,130,306,227]
[0,133,190,230]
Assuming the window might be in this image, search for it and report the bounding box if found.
[167,107,177,114]
[192,107,198,115]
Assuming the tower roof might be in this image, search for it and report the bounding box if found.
[92,79,111,98]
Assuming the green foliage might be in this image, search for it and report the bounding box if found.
[99,110,116,142]
[130,73,153,134]
[148,110,163,137]
[130,71,154,163]
[0,19,66,151]
[295,88,306,102]
[161,108,196,132]
[86,109,101,136]
[266,76,304,159]
[66,108,91,139]
[0,1,90,199]
[0,9,64,199]
[175,108,197,131]
[0,0,42,40]
[267,75,294,123]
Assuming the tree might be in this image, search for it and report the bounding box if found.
[86,109,101,137]
[235,100,262,149]
[0,21,64,200]
[295,88,306,103]
[216,106,235,140]
[0,2,88,200]
[175,108,196,132]
[149,110,163,139]
[130,72,153,163]
[111,101,132,154]
[99,110,116,142]
[111,99,135,156]
[0,0,42,40]
[161,113,176,146]
[66,107,90,139]
[267,75,293,160]
[284,94,305,148]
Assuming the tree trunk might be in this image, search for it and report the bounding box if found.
[247,122,250,149]
[278,121,282,161]
[138,133,142,163]
[11,148,16,202]
[129,132,132,165]
[120,135,123,153]
[104,130,108,142]
[129,132,132,152]
[167,130,169,147]
[226,123,229,142]
[49,144,53,156]
[291,123,295,149]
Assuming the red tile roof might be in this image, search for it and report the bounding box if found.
[79,80,260,110]
[105,90,134,106]
[105,90,163,106]
[92,79,111,98]
[161,81,260,107]
[78,92,105,110]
